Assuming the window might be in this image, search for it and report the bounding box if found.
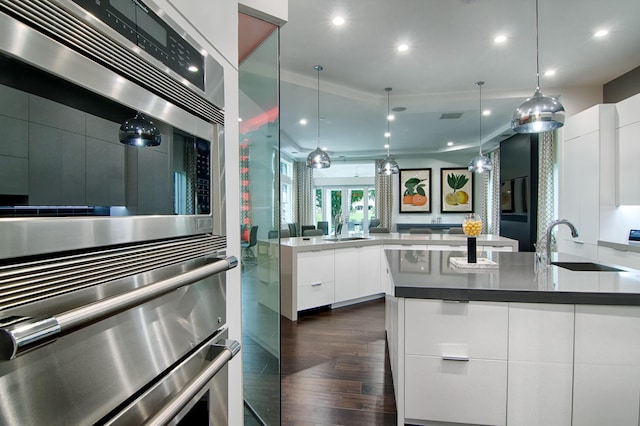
[281,159,293,225]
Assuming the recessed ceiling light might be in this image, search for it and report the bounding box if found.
[482,109,491,116]
[447,141,454,146]
[387,114,395,121]
[322,146,328,151]
[238,117,243,122]
[594,29,609,38]
[384,144,390,149]
[494,35,507,43]
[544,69,556,76]
[384,131,391,138]
[187,65,199,72]
[397,44,409,52]
[332,16,345,26]
[299,118,307,125]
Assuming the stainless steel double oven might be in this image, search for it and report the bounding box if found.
[0,1,237,424]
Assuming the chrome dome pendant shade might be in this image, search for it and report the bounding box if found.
[468,81,493,173]
[377,87,399,175]
[119,112,161,147]
[306,65,331,169]
[511,88,565,133]
[511,0,565,133]
[307,146,331,169]
[378,149,400,175]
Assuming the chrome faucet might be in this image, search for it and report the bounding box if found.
[544,219,579,264]
[333,212,343,237]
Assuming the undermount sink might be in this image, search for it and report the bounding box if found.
[323,237,370,242]
[551,261,626,272]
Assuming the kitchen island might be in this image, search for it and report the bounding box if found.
[279,233,518,321]
[386,250,640,426]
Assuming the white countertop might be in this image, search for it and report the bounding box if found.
[278,233,519,252]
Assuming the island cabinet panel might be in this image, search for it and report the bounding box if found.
[334,245,382,304]
[507,303,574,426]
[296,250,335,311]
[404,299,508,425]
[404,356,507,425]
[334,247,360,302]
[405,299,508,360]
[572,305,640,426]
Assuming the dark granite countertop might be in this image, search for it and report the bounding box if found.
[386,250,640,305]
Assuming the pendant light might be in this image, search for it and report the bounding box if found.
[468,81,493,173]
[119,112,161,146]
[377,87,399,175]
[511,0,565,133]
[306,65,331,169]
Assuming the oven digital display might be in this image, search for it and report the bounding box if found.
[72,0,204,90]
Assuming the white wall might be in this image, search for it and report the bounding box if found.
[150,2,286,424]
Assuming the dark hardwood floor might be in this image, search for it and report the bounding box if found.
[280,299,397,425]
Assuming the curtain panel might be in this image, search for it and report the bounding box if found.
[294,162,314,227]
[374,160,394,229]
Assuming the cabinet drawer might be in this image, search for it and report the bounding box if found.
[297,250,334,286]
[405,299,508,360]
[557,239,598,260]
[405,355,507,425]
[297,281,334,311]
[575,305,640,366]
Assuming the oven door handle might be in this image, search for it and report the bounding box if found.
[0,256,238,360]
[143,339,241,426]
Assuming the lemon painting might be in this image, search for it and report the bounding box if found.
[441,168,474,213]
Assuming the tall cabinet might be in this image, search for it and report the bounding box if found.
[558,104,616,258]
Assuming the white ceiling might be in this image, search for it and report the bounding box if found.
[276,0,640,162]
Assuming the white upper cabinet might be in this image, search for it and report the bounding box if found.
[559,104,615,257]
[616,93,640,206]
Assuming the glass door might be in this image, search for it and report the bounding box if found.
[316,186,375,236]
[239,14,280,425]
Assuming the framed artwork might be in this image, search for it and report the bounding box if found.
[500,180,514,213]
[399,168,431,213]
[440,168,474,213]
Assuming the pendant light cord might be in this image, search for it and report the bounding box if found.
[476,81,484,155]
[535,0,541,91]
[315,65,322,149]
[386,88,391,155]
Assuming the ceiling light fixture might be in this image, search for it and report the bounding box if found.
[119,112,161,147]
[306,65,331,169]
[511,0,565,133]
[594,29,608,38]
[494,35,507,43]
[544,69,556,76]
[299,118,307,125]
[468,81,492,173]
[397,44,409,52]
[332,16,345,26]
[377,87,399,175]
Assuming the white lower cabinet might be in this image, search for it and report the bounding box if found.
[573,305,640,426]
[296,250,335,311]
[507,303,574,426]
[403,299,508,425]
[405,355,507,425]
[334,245,382,304]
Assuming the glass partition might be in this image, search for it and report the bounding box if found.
[238,15,280,425]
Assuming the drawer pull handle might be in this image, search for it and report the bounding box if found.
[442,355,469,362]
[572,240,585,245]
[311,282,322,287]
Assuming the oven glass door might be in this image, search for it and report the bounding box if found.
[0,52,212,218]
